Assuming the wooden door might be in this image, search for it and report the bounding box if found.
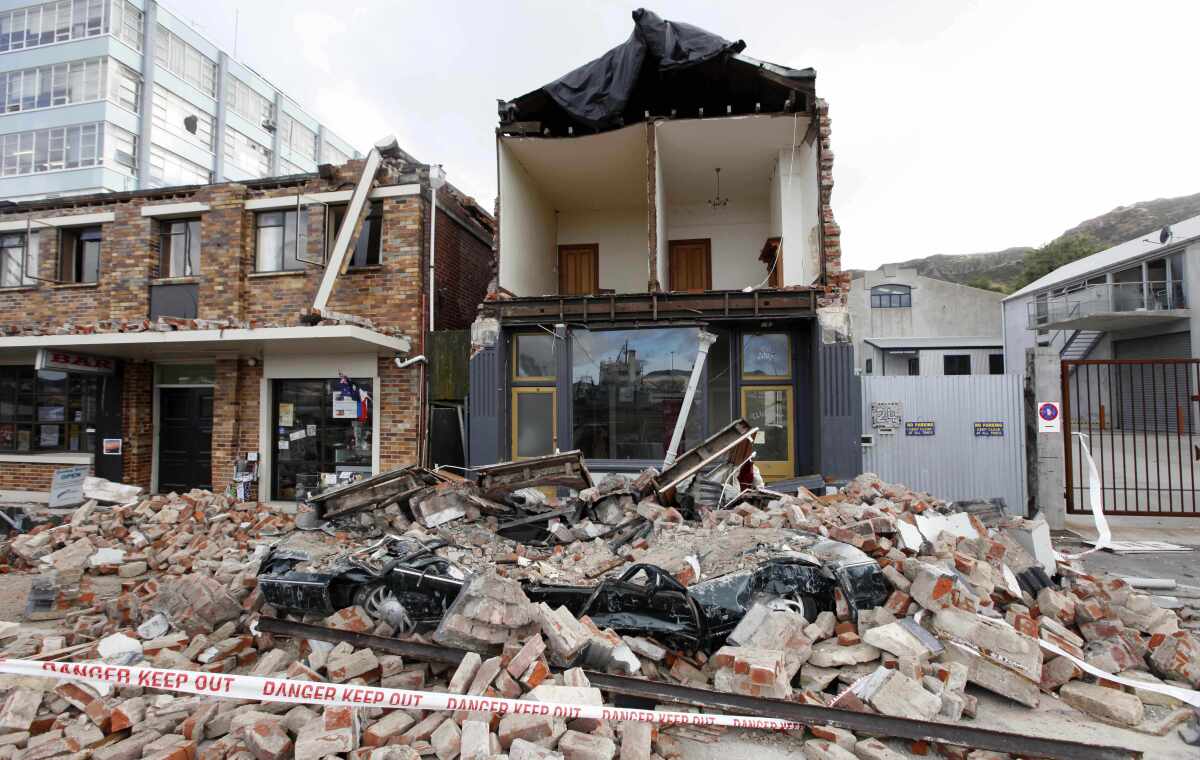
[158,387,213,492]
[558,244,598,295]
[669,239,712,292]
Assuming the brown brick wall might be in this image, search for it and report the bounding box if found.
[0,461,90,491]
[433,202,493,330]
[815,98,848,307]
[121,361,153,490]
[0,159,495,494]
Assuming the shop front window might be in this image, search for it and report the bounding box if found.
[0,366,98,452]
[272,378,372,500]
[571,327,702,460]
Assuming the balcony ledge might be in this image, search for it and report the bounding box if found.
[1034,309,1191,332]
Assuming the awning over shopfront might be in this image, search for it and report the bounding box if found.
[0,325,412,362]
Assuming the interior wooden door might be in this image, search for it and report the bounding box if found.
[669,239,712,292]
[558,244,598,295]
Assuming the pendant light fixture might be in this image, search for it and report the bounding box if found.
[707,167,728,209]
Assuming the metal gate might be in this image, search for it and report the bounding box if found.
[1062,359,1200,515]
[861,375,1026,513]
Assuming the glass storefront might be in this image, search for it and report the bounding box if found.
[0,367,99,452]
[571,327,703,461]
[272,378,372,500]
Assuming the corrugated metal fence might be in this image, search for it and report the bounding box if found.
[862,375,1027,513]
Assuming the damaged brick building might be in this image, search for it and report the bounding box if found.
[469,10,856,483]
[0,141,493,501]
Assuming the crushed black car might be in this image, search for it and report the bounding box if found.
[256,531,889,652]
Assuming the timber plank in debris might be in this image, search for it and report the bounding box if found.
[475,450,593,497]
[653,419,756,503]
[306,465,447,519]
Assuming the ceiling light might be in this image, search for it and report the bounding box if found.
[707,168,729,209]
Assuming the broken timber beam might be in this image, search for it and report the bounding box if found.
[584,673,1138,760]
[257,618,1135,760]
[474,450,593,498]
[652,418,756,503]
[312,139,385,314]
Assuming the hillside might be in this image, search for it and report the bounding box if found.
[852,191,1200,293]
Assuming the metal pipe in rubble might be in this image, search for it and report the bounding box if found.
[663,330,717,468]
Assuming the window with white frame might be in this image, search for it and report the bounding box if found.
[321,140,350,166]
[0,123,114,176]
[0,58,139,115]
[255,209,307,272]
[153,25,216,97]
[278,113,317,162]
[109,0,141,50]
[227,76,272,124]
[223,127,271,177]
[148,145,210,187]
[0,233,27,287]
[104,123,137,174]
[0,0,115,52]
[151,85,214,151]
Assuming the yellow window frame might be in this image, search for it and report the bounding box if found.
[512,333,557,382]
[740,384,794,481]
[511,386,557,460]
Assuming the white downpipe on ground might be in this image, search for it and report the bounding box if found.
[663,331,717,468]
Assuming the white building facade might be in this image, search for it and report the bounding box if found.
[0,0,359,201]
[850,266,1005,376]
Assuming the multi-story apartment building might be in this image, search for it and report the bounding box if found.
[0,146,493,503]
[0,0,359,201]
[468,10,857,484]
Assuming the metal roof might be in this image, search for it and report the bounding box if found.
[863,337,1002,350]
[1004,213,1200,301]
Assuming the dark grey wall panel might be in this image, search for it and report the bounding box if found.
[819,341,862,481]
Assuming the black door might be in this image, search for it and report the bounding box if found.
[158,387,213,493]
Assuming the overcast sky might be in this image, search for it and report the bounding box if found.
[172,0,1200,270]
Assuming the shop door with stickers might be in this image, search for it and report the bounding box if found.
[272,378,373,500]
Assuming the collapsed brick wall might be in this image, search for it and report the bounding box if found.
[433,199,494,330]
[0,158,495,494]
[816,98,849,308]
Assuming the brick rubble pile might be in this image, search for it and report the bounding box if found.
[0,474,1195,759]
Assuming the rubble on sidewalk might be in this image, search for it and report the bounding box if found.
[0,447,1197,757]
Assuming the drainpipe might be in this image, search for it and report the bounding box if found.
[421,166,445,468]
[663,331,717,468]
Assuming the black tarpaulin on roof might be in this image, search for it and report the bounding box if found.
[540,8,745,130]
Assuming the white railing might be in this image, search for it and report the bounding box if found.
[1027,281,1186,329]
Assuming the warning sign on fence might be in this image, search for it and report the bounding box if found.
[1037,401,1060,433]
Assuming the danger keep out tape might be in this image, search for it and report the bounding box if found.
[0,658,803,733]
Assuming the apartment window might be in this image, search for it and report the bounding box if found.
[327,201,382,267]
[0,0,119,53]
[107,60,140,111]
[322,140,350,166]
[943,355,971,375]
[158,218,200,277]
[989,354,1004,375]
[148,146,209,187]
[151,85,213,151]
[58,225,100,283]
[223,127,271,177]
[0,367,99,453]
[227,76,272,124]
[104,123,136,174]
[109,0,142,50]
[865,358,872,375]
[870,284,911,308]
[1,122,113,177]
[154,25,216,97]
[0,233,25,286]
[278,113,317,162]
[256,210,307,272]
[907,357,920,376]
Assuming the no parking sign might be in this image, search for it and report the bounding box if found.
[1037,401,1061,433]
